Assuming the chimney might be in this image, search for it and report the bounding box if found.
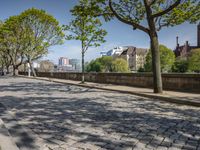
[176,36,179,47]
[186,41,189,47]
[198,22,200,47]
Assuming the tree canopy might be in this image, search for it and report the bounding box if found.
[81,0,200,93]
[188,48,200,73]
[172,58,189,73]
[64,0,107,83]
[144,45,175,72]
[0,8,63,76]
[86,56,130,73]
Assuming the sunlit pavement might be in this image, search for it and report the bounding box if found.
[0,77,200,150]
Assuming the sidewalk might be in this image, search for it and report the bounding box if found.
[19,75,200,107]
[0,119,19,150]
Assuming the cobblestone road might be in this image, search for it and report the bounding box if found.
[0,77,200,150]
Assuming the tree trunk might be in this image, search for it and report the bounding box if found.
[81,51,85,83]
[13,65,19,76]
[6,65,10,74]
[29,61,36,77]
[150,34,163,93]
[1,64,4,75]
[24,63,26,75]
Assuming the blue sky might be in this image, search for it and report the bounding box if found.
[0,0,199,64]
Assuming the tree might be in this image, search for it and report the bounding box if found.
[86,0,200,93]
[144,45,175,72]
[19,8,64,76]
[0,49,12,74]
[111,58,130,73]
[0,16,26,75]
[172,58,188,73]
[64,0,107,83]
[39,60,54,72]
[98,56,113,72]
[188,48,200,72]
[0,8,63,76]
[86,59,102,72]
[86,56,129,72]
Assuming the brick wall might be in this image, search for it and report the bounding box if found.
[19,72,200,93]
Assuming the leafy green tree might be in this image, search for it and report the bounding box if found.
[138,67,145,72]
[86,56,129,73]
[0,49,12,74]
[86,59,102,72]
[111,58,130,73]
[19,8,64,76]
[85,0,200,93]
[0,16,26,75]
[188,49,200,72]
[144,45,175,72]
[0,8,63,76]
[64,0,107,83]
[172,58,188,73]
[98,56,113,72]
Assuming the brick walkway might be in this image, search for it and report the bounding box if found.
[0,77,200,150]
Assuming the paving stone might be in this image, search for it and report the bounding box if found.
[0,77,200,150]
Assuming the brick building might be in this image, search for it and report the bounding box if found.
[174,23,200,58]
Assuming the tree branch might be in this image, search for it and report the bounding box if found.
[152,0,181,18]
[150,0,156,6]
[109,0,149,34]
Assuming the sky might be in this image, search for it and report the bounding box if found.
[0,0,199,64]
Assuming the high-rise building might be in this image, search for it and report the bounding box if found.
[58,57,69,66]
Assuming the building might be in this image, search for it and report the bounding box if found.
[105,46,129,56]
[58,57,69,66]
[100,51,107,57]
[57,65,74,72]
[101,46,148,71]
[174,23,200,58]
[69,59,81,71]
[115,46,148,71]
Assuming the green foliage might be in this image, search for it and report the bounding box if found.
[188,49,200,72]
[138,67,145,72]
[19,8,64,61]
[144,45,175,72]
[86,56,129,73]
[85,0,200,93]
[64,0,107,82]
[86,56,112,72]
[86,60,103,72]
[63,0,107,53]
[0,16,25,70]
[85,0,200,31]
[98,56,113,72]
[111,58,130,73]
[0,8,63,75]
[172,58,189,73]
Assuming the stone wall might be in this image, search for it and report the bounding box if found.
[20,72,200,93]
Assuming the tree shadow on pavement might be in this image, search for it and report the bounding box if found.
[0,78,200,149]
[0,95,200,149]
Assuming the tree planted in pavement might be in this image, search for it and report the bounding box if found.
[19,8,64,76]
[85,0,200,93]
[64,0,107,83]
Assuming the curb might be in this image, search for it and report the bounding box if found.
[0,119,20,150]
[18,75,200,107]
